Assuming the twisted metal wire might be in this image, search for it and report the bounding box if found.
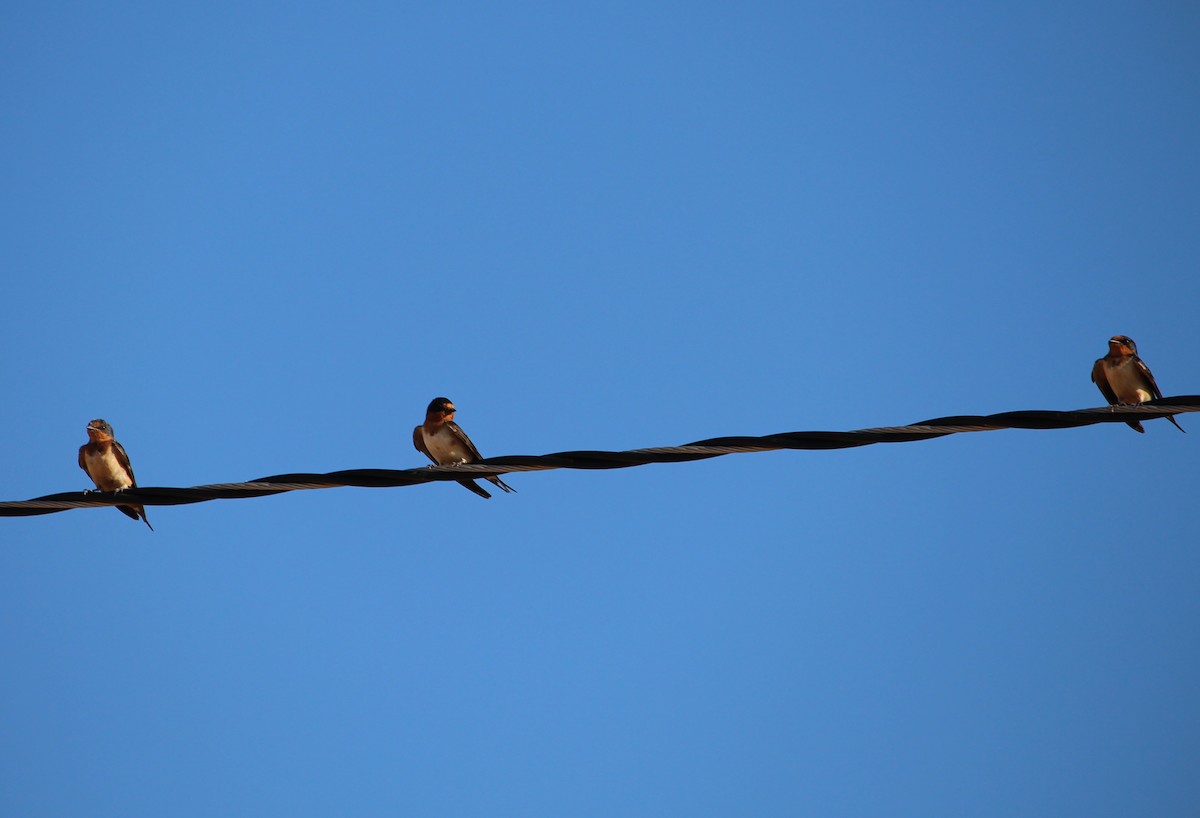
[3,398,1195,519]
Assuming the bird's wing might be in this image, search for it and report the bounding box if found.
[112,440,138,487]
[446,421,486,461]
[1133,357,1165,401]
[413,425,436,464]
[1091,359,1119,405]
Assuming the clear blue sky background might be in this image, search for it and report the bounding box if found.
[2,2,1198,815]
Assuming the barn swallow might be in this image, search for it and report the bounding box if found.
[1091,335,1185,434]
[413,397,515,499]
[78,419,153,530]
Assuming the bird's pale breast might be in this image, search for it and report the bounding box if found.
[82,447,133,491]
[423,426,471,464]
[1106,360,1153,404]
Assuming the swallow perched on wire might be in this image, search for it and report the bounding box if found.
[413,397,515,499]
[78,419,154,529]
[1091,335,1185,434]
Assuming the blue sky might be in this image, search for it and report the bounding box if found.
[2,2,1199,815]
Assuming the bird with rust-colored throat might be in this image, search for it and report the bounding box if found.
[1091,335,1185,434]
[413,397,516,499]
[78,418,153,530]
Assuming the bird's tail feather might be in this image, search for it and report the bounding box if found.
[488,476,516,493]
[458,480,493,499]
[117,505,154,531]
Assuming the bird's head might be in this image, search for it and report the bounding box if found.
[425,397,456,420]
[86,419,115,441]
[1108,335,1138,355]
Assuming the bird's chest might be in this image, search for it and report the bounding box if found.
[83,447,132,490]
[1107,360,1153,403]
[424,426,470,464]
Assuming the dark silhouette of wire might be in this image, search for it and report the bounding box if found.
[2,397,1195,519]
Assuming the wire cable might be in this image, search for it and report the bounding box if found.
[2,397,1196,519]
